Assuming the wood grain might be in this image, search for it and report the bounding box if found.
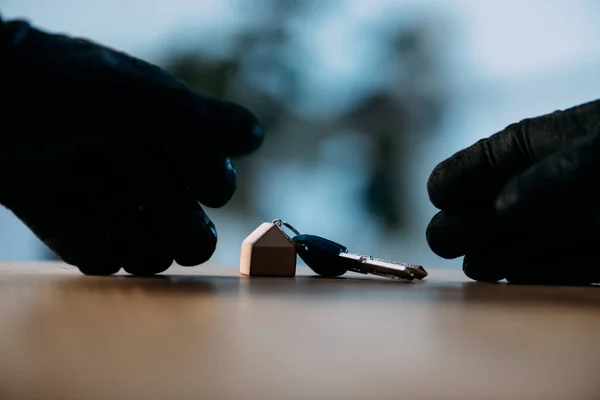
[0,262,599,400]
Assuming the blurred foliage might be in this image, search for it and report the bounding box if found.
[163,0,449,232]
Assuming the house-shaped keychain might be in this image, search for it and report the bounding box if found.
[240,222,297,277]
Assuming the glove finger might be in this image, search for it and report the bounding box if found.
[195,157,237,208]
[114,197,218,274]
[463,224,600,285]
[123,134,238,208]
[189,97,265,157]
[8,146,162,275]
[111,206,174,276]
[166,142,237,208]
[45,191,217,275]
[464,248,600,286]
[426,209,501,259]
[428,206,600,261]
[44,232,123,276]
[462,254,506,283]
[161,96,265,158]
[114,54,265,157]
[105,153,217,274]
[427,100,600,213]
[12,192,171,276]
[169,201,218,267]
[495,133,600,219]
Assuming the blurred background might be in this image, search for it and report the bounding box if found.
[1,0,599,269]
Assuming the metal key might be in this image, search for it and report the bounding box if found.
[272,219,427,281]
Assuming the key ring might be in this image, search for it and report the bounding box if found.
[272,219,301,241]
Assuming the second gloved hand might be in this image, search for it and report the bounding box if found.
[426,99,600,284]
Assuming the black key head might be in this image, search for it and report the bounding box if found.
[292,234,348,277]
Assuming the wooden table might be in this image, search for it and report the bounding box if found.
[0,262,599,400]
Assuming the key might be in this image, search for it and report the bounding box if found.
[271,219,427,281]
[292,234,427,281]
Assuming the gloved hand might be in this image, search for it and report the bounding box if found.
[426,99,600,285]
[0,17,264,276]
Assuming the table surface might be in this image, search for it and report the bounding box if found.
[0,262,599,400]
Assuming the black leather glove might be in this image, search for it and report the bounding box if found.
[0,17,264,276]
[426,99,600,285]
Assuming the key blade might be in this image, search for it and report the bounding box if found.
[338,253,427,281]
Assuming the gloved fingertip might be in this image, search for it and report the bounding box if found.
[173,208,218,266]
[122,255,173,276]
[425,211,469,259]
[78,263,122,276]
[225,107,264,155]
[463,255,505,283]
[197,157,237,209]
[211,99,265,156]
[43,234,122,276]
[426,225,463,259]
